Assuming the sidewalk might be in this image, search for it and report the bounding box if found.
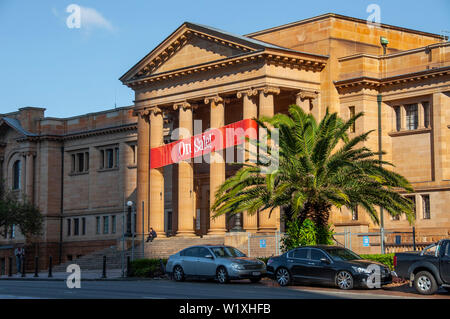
[0,269,128,281]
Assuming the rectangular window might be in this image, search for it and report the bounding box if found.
[352,206,358,221]
[111,215,116,234]
[405,104,418,130]
[422,195,431,219]
[70,151,89,173]
[71,154,76,172]
[103,216,109,234]
[100,150,105,169]
[395,107,402,132]
[115,148,119,167]
[96,217,100,234]
[10,224,15,239]
[77,153,84,172]
[406,195,416,219]
[67,219,71,236]
[82,217,86,235]
[131,144,137,164]
[74,218,79,236]
[349,106,356,133]
[85,152,89,171]
[423,102,430,128]
[106,149,114,168]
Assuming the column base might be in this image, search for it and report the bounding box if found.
[207,229,227,236]
[175,231,197,237]
[257,227,278,234]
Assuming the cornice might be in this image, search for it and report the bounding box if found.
[334,66,450,91]
[16,123,137,143]
[126,51,327,89]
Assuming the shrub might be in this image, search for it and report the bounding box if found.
[129,258,168,278]
[280,219,334,252]
[360,253,395,270]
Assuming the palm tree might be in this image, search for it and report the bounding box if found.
[211,104,415,234]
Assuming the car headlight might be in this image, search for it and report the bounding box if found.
[231,263,245,270]
[352,266,372,274]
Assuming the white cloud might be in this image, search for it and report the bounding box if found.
[79,6,114,32]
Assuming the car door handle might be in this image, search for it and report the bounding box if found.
[307,262,315,265]
[287,259,293,263]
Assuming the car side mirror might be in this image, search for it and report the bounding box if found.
[320,258,331,264]
[205,255,214,259]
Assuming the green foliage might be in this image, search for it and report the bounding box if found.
[212,105,415,230]
[280,219,334,252]
[360,253,395,270]
[129,258,168,278]
[0,180,43,240]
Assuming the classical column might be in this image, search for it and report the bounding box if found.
[205,95,227,235]
[174,102,196,237]
[237,89,259,232]
[258,86,280,233]
[432,92,449,181]
[25,152,35,203]
[136,111,150,239]
[149,107,166,237]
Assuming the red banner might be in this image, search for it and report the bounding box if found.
[150,119,258,169]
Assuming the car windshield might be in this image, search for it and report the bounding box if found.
[210,247,246,258]
[324,248,362,261]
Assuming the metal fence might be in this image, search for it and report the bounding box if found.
[244,232,284,258]
[333,228,448,255]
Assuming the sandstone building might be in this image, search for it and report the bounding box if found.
[1,14,449,271]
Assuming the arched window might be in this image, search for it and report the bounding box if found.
[13,160,21,190]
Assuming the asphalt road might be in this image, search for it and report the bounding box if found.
[0,279,422,299]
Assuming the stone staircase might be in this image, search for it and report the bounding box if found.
[144,236,225,259]
[52,245,143,272]
[52,236,225,271]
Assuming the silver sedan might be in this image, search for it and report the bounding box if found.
[166,245,267,284]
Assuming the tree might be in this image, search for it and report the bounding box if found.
[0,180,43,241]
[211,105,414,242]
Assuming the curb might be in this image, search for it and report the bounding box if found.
[0,276,169,282]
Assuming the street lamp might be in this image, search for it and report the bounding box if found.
[127,201,135,261]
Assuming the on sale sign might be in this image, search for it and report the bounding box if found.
[150,119,258,169]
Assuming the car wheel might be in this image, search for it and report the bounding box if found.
[217,267,229,284]
[336,271,354,290]
[276,267,291,287]
[414,271,438,295]
[250,277,262,283]
[173,265,185,282]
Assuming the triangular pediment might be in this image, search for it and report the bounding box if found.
[120,23,268,83]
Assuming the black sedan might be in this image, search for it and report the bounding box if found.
[266,245,393,290]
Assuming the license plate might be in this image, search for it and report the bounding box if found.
[252,272,261,276]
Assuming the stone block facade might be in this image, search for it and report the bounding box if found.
[1,14,449,268]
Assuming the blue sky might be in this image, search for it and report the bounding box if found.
[0,0,449,118]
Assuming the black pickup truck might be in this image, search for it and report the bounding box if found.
[394,239,450,295]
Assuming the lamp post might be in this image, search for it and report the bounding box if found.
[121,202,126,278]
[127,201,135,261]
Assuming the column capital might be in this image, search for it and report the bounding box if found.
[204,95,231,105]
[173,101,198,111]
[258,86,280,95]
[20,151,36,157]
[236,88,258,99]
[296,89,319,101]
[136,106,163,119]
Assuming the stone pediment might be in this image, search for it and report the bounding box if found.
[120,23,277,84]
